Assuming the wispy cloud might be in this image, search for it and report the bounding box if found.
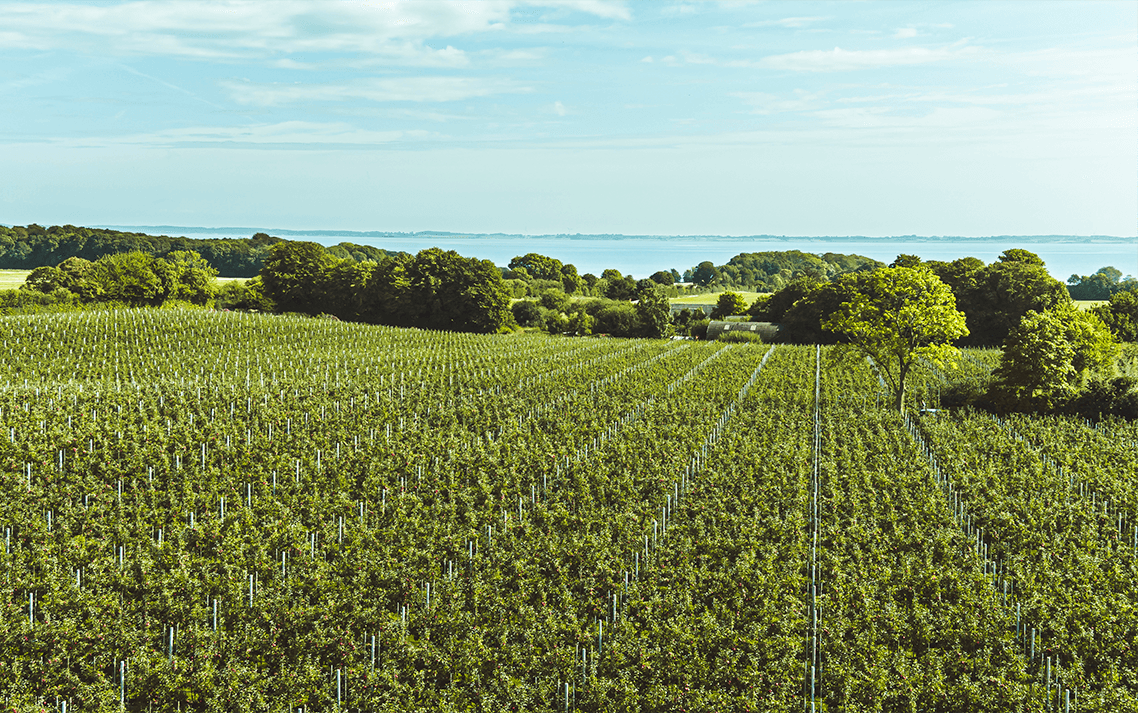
[742,16,830,29]
[0,1,626,64]
[758,44,981,72]
[730,90,821,115]
[43,121,438,149]
[223,77,533,106]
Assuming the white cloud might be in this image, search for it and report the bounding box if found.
[525,0,631,21]
[893,27,918,40]
[0,0,627,64]
[48,121,436,149]
[758,44,981,72]
[222,77,533,105]
[679,50,716,65]
[553,100,567,116]
[730,90,820,115]
[640,56,654,63]
[742,16,830,29]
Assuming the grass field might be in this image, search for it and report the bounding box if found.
[670,290,768,306]
[0,268,30,290]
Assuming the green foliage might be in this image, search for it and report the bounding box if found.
[992,304,1120,411]
[213,278,274,312]
[998,248,1046,266]
[593,300,639,336]
[259,241,339,313]
[90,251,164,305]
[717,330,763,343]
[690,260,718,287]
[710,291,748,320]
[1070,266,1137,301]
[602,272,637,301]
[693,250,882,292]
[635,286,673,338]
[890,253,923,268]
[508,252,564,281]
[957,258,1069,345]
[1092,289,1138,342]
[511,299,543,328]
[689,318,710,340]
[824,267,968,411]
[0,313,1131,708]
[748,277,817,323]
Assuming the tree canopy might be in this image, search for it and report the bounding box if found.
[823,267,969,412]
[992,304,1119,411]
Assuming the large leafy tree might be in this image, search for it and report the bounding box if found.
[405,248,512,333]
[823,267,969,412]
[1092,289,1138,342]
[690,261,718,287]
[957,256,1068,345]
[992,304,1120,411]
[90,251,163,305]
[636,285,674,338]
[508,252,563,281]
[710,291,748,320]
[260,241,339,313]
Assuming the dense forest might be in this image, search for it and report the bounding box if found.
[0,224,403,277]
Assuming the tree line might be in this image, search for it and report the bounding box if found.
[0,224,403,277]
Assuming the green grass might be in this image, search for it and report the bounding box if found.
[671,290,768,306]
[0,269,30,290]
[1074,299,1107,311]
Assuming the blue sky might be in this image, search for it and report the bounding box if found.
[0,0,1134,236]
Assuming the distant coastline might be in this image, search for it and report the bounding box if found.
[92,226,1136,244]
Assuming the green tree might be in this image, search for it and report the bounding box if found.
[823,267,969,412]
[604,273,638,301]
[160,250,218,304]
[509,253,564,281]
[636,286,674,338]
[260,241,339,313]
[691,261,718,287]
[22,266,68,293]
[890,254,923,268]
[90,251,163,305]
[998,248,1046,266]
[710,291,748,319]
[649,270,675,286]
[511,300,543,328]
[1092,289,1138,342]
[992,304,1119,411]
[404,248,512,333]
[958,259,1068,345]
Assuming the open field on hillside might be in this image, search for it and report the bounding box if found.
[670,291,768,306]
[0,309,1134,711]
[0,269,30,290]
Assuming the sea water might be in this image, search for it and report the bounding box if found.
[156,229,1138,281]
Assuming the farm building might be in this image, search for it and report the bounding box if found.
[706,320,780,341]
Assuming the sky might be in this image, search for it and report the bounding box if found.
[0,0,1135,237]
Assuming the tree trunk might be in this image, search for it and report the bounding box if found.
[895,360,908,413]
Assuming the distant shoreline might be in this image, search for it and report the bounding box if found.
[87,226,1136,244]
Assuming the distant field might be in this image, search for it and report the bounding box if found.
[0,269,30,290]
[671,290,768,306]
[1074,300,1107,311]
